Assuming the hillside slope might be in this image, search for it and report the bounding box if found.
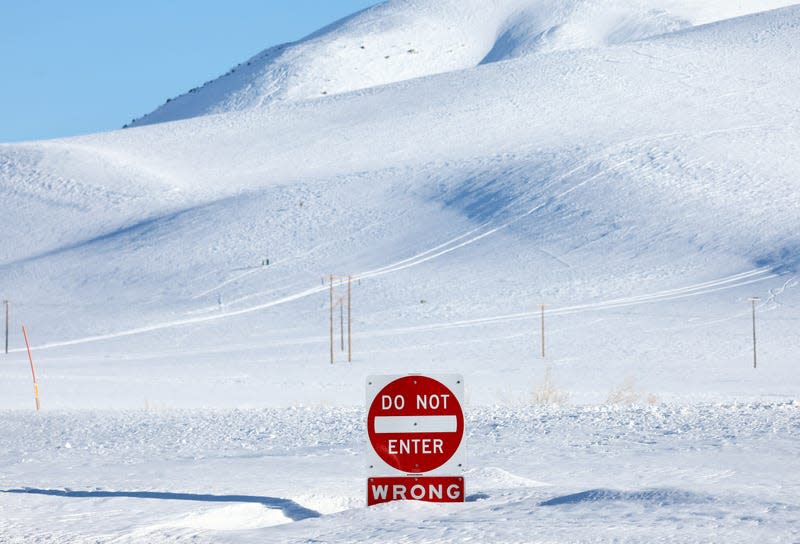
[0,5,798,409]
[128,0,799,127]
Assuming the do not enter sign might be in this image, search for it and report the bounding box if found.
[367,375,464,475]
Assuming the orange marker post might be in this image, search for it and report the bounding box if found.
[22,325,40,411]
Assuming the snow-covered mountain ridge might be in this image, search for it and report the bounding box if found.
[128,0,799,127]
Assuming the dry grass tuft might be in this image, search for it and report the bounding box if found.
[606,377,659,405]
[531,367,570,405]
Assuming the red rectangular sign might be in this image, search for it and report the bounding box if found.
[367,476,464,506]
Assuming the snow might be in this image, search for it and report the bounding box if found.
[1,0,800,541]
[2,404,798,542]
[128,0,799,127]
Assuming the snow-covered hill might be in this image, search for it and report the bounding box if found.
[1,2,799,410]
[128,0,799,127]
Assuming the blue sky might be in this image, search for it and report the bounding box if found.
[0,1,379,143]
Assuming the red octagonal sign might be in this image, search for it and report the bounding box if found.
[367,375,464,474]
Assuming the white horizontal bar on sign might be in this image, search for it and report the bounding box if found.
[374,415,457,434]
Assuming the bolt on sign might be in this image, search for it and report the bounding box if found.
[366,374,465,506]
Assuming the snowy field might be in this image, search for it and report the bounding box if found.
[2,403,799,543]
[2,0,800,541]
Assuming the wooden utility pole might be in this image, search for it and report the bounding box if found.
[3,300,9,354]
[329,275,334,364]
[339,296,345,351]
[539,303,547,359]
[747,297,760,369]
[347,276,352,363]
[328,275,353,364]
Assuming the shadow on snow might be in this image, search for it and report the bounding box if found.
[539,488,715,507]
[1,487,321,521]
